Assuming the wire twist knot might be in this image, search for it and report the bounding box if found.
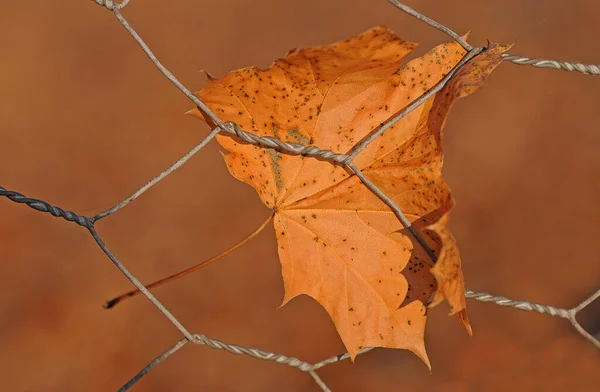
[92,0,117,10]
[221,121,349,164]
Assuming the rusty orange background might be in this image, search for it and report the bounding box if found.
[0,1,599,391]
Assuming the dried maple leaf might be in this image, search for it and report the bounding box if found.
[189,26,508,366]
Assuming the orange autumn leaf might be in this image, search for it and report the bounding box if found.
[189,26,509,365]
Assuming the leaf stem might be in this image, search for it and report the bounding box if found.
[104,213,274,309]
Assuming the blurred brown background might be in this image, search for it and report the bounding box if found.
[1,0,599,391]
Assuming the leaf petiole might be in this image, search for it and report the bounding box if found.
[104,213,274,309]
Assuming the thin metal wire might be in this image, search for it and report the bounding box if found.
[572,287,600,313]
[222,121,350,164]
[309,371,332,392]
[118,338,188,392]
[569,288,600,350]
[107,6,227,131]
[347,162,437,262]
[570,317,600,350]
[92,127,221,221]
[464,289,571,318]
[190,333,315,371]
[386,0,471,51]
[502,53,600,75]
[465,288,600,349]
[87,225,194,341]
[311,348,374,371]
[91,0,117,10]
[91,0,130,10]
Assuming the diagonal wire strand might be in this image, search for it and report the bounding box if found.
[344,46,483,162]
[309,371,332,392]
[108,6,225,128]
[386,0,471,51]
[87,225,194,341]
[118,338,189,392]
[347,162,437,262]
[92,127,221,221]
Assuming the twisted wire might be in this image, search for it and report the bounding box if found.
[386,0,471,51]
[223,122,349,164]
[0,185,89,226]
[191,334,316,372]
[311,348,373,371]
[502,53,600,75]
[91,0,131,10]
[91,0,117,10]
[191,334,377,373]
[465,289,572,319]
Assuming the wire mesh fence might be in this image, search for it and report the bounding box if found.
[1,0,599,390]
